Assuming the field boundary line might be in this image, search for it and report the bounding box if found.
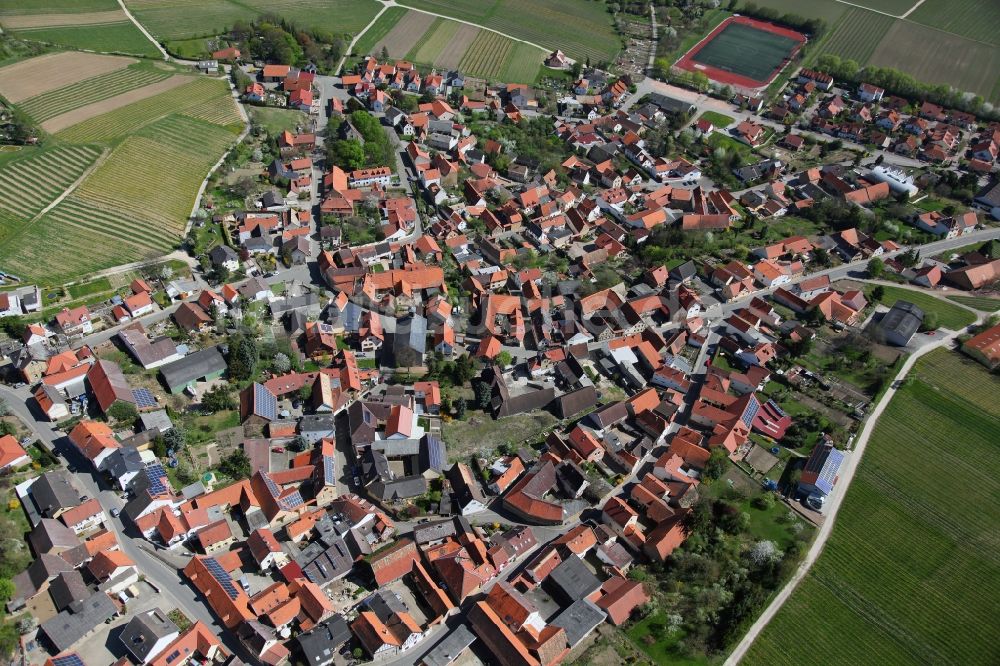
[829,0,901,18]
[115,0,169,60]
[725,304,984,664]
[23,147,110,226]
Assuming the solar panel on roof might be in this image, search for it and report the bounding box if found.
[254,383,278,419]
[132,387,157,409]
[205,557,240,599]
[323,456,336,485]
[53,656,85,666]
[146,463,169,495]
[261,472,281,498]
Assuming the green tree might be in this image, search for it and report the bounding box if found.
[107,401,138,425]
[920,311,940,331]
[703,448,729,481]
[872,285,885,302]
[228,335,259,381]
[867,257,885,278]
[0,578,14,603]
[220,449,252,480]
[496,351,513,368]
[328,139,365,170]
[455,397,467,420]
[201,385,236,412]
[163,427,186,452]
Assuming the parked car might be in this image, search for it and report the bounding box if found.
[110,508,120,518]
[272,446,285,453]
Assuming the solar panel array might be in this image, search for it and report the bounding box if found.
[261,472,281,499]
[146,463,168,495]
[740,395,761,428]
[254,383,278,420]
[53,655,85,666]
[818,448,846,493]
[323,455,336,485]
[766,399,787,418]
[278,490,305,511]
[205,557,240,599]
[132,387,157,409]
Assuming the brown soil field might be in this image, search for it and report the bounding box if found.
[0,10,126,29]
[436,23,480,69]
[0,52,135,102]
[41,74,191,133]
[372,9,435,59]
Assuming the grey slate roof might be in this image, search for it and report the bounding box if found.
[30,470,80,519]
[119,608,179,662]
[421,625,476,666]
[41,591,118,652]
[551,598,606,647]
[297,614,352,665]
[546,554,602,603]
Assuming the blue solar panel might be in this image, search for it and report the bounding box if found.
[146,463,168,495]
[741,396,760,428]
[205,557,240,599]
[817,448,845,494]
[53,656,85,666]
[132,388,157,409]
[323,455,336,485]
[279,490,304,510]
[261,472,281,498]
[254,383,278,420]
[767,400,787,418]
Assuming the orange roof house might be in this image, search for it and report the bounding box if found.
[596,576,649,625]
[183,556,254,628]
[0,434,30,470]
[368,538,420,586]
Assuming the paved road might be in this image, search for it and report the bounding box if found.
[725,320,977,664]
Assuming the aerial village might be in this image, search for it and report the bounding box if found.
[0,33,999,666]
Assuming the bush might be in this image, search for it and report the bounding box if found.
[107,401,138,425]
[752,493,776,510]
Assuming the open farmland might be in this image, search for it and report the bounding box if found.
[0,0,158,57]
[909,0,1000,47]
[0,54,241,283]
[43,75,193,133]
[0,51,134,102]
[358,9,545,84]
[123,0,379,42]
[368,9,434,60]
[15,62,172,124]
[866,21,1000,103]
[56,76,235,143]
[947,295,1000,312]
[353,6,408,55]
[841,0,917,14]
[743,349,1000,666]
[396,0,621,63]
[0,145,102,243]
[737,0,847,26]
[812,8,894,65]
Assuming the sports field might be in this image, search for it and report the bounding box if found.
[742,349,1000,666]
[123,0,380,41]
[676,16,804,89]
[0,53,241,283]
[0,0,159,57]
[355,8,546,84]
[396,0,621,63]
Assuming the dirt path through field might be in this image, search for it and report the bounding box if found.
[41,74,191,133]
[0,52,135,102]
[0,10,127,29]
[24,148,111,226]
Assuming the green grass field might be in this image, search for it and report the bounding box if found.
[124,0,379,41]
[697,110,735,127]
[397,0,621,62]
[7,21,160,57]
[743,349,1000,666]
[909,0,1000,47]
[248,106,308,135]
[872,285,977,330]
[689,21,801,83]
[0,0,115,13]
[16,62,172,123]
[947,295,1000,312]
